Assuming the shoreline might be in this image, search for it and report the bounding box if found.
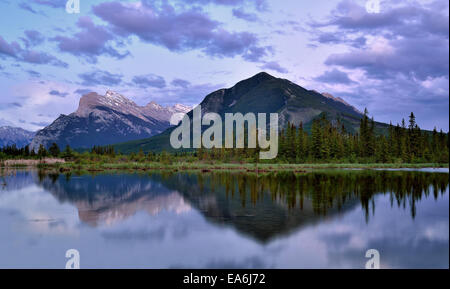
[1,160,448,173]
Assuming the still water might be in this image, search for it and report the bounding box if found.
[0,168,448,268]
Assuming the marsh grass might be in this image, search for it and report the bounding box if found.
[27,161,448,174]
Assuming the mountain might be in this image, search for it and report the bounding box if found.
[0,126,35,148]
[30,90,191,150]
[114,72,385,153]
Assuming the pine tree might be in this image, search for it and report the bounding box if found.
[49,143,60,157]
[62,145,74,159]
[37,144,48,159]
[311,118,322,160]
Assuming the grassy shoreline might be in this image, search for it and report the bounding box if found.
[1,159,448,173]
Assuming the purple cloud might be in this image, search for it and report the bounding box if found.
[232,8,259,22]
[171,78,191,88]
[22,30,45,47]
[132,74,167,89]
[184,0,268,11]
[26,70,41,77]
[0,36,21,57]
[92,1,270,62]
[31,0,66,8]
[314,69,356,84]
[18,2,39,14]
[0,35,67,67]
[314,1,449,37]
[53,17,130,63]
[309,0,449,130]
[49,90,68,98]
[260,61,288,73]
[311,1,449,81]
[325,36,448,81]
[79,69,123,86]
[22,50,68,67]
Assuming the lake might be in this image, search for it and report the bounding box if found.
[0,168,448,269]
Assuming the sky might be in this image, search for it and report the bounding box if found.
[0,0,448,132]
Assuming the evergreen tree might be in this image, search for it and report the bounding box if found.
[49,143,60,157]
[37,144,48,159]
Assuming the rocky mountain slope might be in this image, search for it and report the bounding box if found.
[30,90,191,150]
[0,126,35,148]
[114,72,381,153]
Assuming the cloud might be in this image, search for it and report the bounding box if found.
[26,70,41,78]
[325,35,448,81]
[313,0,449,37]
[0,80,86,131]
[260,61,288,73]
[0,102,22,110]
[18,2,38,14]
[314,69,356,84]
[311,0,449,81]
[232,8,259,22]
[171,78,191,88]
[53,16,129,63]
[49,90,68,98]
[312,31,366,48]
[21,50,68,67]
[132,74,166,88]
[92,1,270,62]
[21,30,45,47]
[0,35,68,67]
[133,82,224,106]
[0,36,21,57]
[308,0,449,130]
[74,89,92,95]
[184,0,268,11]
[78,69,123,86]
[31,0,66,8]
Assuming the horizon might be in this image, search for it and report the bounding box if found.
[0,0,448,132]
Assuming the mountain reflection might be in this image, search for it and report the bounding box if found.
[25,169,449,243]
[35,172,191,226]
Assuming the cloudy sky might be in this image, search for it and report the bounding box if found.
[0,0,448,131]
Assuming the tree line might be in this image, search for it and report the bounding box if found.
[276,110,449,163]
[1,110,448,164]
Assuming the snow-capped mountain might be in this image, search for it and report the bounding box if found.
[30,90,191,150]
[0,126,35,148]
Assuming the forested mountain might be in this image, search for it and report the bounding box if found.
[113,72,389,153]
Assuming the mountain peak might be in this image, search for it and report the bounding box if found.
[31,90,192,150]
[146,101,163,110]
[76,90,138,117]
[171,103,192,112]
[252,71,276,80]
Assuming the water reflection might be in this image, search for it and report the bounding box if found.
[33,170,449,242]
[0,169,448,268]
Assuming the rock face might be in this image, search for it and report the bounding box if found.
[0,126,35,148]
[30,90,191,150]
